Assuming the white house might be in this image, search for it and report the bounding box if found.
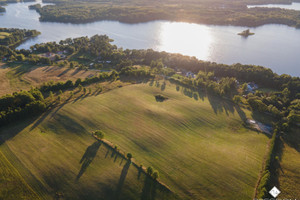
[186,71,196,78]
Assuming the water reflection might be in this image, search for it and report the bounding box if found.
[0,2,300,76]
[158,22,213,60]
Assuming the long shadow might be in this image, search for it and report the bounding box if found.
[72,93,85,104]
[174,83,247,123]
[76,141,101,181]
[78,93,90,102]
[234,105,247,122]
[140,175,157,200]
[30,110,52,131]
[42,66,51,72]
[0,116,40,146]
[160,82,166,91]
[57,68,71,77]
[149,79,154,87]
[50,101,69,118]
[115,160,131,200]
[71,68,81,76]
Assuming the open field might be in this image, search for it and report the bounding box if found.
[0,150,40,200]
[0,32,10,39]
[0,64,99,96]
[0,117,173,199]
[277,127,300,199]
[0,81,269,199]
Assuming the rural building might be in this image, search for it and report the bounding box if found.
[186,71,196,78]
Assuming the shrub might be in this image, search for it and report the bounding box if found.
[147,166,153,175]
[152,171,159,179]
[94,130,105,139]
[127,153,132,160]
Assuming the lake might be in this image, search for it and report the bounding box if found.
[0,1,299,76]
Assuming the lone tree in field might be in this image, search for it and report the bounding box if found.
[147,166,153,175]
[127,153,132,160]
[94,130,105,139]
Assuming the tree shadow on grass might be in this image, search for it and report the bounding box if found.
[57,68,71,77]
[72,93,85,104]
[76,141,101,181]
[160,82,166,91]
[234,105,247,122]
[173,83,250,124]
[140,175,158,200]
[149,79,154,87]
[115,160,131,200]
[71,68,81,76]
[29,110,52,131]
[50,101,69,119]
[206,94,235,116]
[0,116,40,145]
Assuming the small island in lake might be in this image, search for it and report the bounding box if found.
[238,29,255,37]
[0,6,6,13]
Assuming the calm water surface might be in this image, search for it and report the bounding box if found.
[0,1,299,76]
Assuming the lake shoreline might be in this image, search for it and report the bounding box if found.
[0,1,299,76]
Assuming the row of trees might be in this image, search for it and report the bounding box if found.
[169,71,238,97]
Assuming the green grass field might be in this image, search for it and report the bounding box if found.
[0,150,40,200]
[277,127,300,199]
[0,32,10,39]
[0,81,269,199]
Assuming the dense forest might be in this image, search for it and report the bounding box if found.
[27,0,300,27]
[0,28,40,47]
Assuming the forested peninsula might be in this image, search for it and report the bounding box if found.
[28,0,300,27]
[0,28,40,47]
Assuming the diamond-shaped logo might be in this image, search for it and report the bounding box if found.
[269,186,281,198]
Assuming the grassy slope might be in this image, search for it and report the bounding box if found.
[0,150,40,200]
[277,127,300,199]
[0,81,269,199]
[0,120,173,200]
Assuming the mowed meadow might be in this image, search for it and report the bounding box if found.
[277,127,300,199]
[0,81,269,199]
[0,64,99,96]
